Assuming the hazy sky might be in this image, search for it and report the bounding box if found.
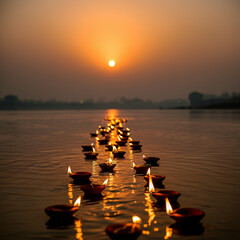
[1,0,240,101]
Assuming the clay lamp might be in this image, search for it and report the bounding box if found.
[45,196,81,220]
[143,155,160,166]
[81,179,108,196]
[133,162,151,175]
[82,143,94,152]
[105,216,142,240]
[99,158,116,172]
[144,168,165,186]
[68,166,92,183]
[166,198,205,224]
[98,138,110,145]
[115,136,127,146]
[105,142,119,151]
[98,125,106,131]
[119,135,129,141]
[129,138,140,145]
[130,143,142,150]
[112,146,126,158]
[90,130,99,137]
[152,190,181,203]
[121,128,131,134]
[84,146,98,159]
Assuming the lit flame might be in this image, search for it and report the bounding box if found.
[133,162,136,168]
[118,136,121,141]
[127,132,130,136]
[96,130,99,134]
[99,125,101,129]
[148,175,155,193]
[143,155,146,159]
[126,128,130,131]
[165,198,173,215]
[129,137,133,141]
[164,226,173,239]
[132,216,141,224]
[103,179,108,185]
[91,143,94,146]
[68,166,72,175]
[74,196,81,207]
[109,142,112,146]
[92,146,96,153]
[147,168,151,176]
[113,146,118,152]
[108,158,113,165]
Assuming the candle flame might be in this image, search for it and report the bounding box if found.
[143,155,146,159]
[147,168,151,176]
[149,175,155,193]
[133,162,136,168]
[113,146,118,152]
[127,132,130,136]
[108,158,113,165]
[96,130,99,134]
[103,179,108,185]
[92,147,96,153]
[74,196,81,207]
[118,136,121,140]
[68,166,72,175]
[165,198,173,215]
[132,216,141,224]
[129,137,133,141]
[91,143,94,146]
[126,128,130,131]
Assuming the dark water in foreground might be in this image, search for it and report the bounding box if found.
[0,109,239,240]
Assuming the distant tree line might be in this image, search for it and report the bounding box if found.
[0,95,188,110]
[1,92,239,110]
[188,91,240,109]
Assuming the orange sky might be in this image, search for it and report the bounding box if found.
[1,0,240,101]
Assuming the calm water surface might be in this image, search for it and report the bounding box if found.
[0,109,239,240]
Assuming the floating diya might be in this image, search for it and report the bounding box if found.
[99,158,116,172]
[130,144,142,150]
[84,146,98,159]
[166,198,205,224]
[90,130,99,137]
[133,162,151,175]
[129,138,140,145]
[152,190,181,203]
[115,136,127,146]
[105,142,119,151]
[144,168,165,186]
[98,138,110,145]
[68,166,92,182]
[45,196,81,220]
[112,146,126,158]
[81,179,108,195]
[105,216,142,240]
[81,143,94,151]
[143,155,160,165]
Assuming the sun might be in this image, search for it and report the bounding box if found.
[108,60,115,67]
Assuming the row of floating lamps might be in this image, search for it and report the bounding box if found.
[44,116,205,239]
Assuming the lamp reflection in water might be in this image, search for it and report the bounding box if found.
[68,183,74,205]
[74,219,84,240]
[144,192,155,226]
[164,226,173,239]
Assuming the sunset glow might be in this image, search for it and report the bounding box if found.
[108,60,115,67]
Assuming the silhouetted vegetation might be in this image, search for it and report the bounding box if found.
[188,91,240,109]
[1,92,239,110]
[0,95,188,110]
